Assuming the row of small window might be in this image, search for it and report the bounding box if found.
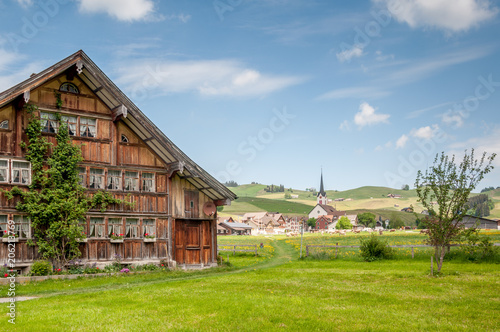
[0,216,30,238]
[41,112,97,138]
[80,168,155,192]
[0,159,31,185]
[83,217,156,239]
[0,215,157,239]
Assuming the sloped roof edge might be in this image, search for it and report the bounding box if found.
[0,50,236,202]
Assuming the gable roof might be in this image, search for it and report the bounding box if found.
[0,50,236,202]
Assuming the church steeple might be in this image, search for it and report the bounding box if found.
[317,169,327,204]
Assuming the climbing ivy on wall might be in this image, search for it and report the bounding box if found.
[5,104,125,269]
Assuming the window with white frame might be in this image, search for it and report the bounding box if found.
[107,170,122,190]
[108,218,123,238]
[143,219,156,238]
[80,117,96,138]
[11,161,30,185]
[14,215,30,238]
[125,218,139,238]
[78,167,86,186]
[0,215,8,237]
[89,217,105,238]
[41,112,58,133]
[61,115,77,136]
[0,160,8,183]
[142,172,155,192]
[124,171,138,191]
[89,168,104,189]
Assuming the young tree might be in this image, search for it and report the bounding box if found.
[415,150,496,273]
[336,216,353,230]
[6,105,123,269]
[357,212,375,228]
[306,218,317,229]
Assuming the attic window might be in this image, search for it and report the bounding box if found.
[121,134,129,143]
[59,82,79,94]
[0,120,8,129]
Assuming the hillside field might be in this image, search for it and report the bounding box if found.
[222,184,500,223]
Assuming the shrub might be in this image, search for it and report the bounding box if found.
[451,228,499,262]
[30,260,52,276]
[104,261,122,273]
[359,234,393,262]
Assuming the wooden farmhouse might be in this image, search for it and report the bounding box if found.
[0,50,236,271]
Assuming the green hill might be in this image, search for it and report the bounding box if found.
[221,197,312,216]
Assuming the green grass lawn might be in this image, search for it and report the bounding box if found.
[2,234,499,331]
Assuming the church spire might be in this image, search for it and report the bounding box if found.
[317,169,326,204]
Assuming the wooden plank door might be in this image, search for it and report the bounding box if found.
[174,220,185,264]
[185,223,201,265]
[202,220,212,265]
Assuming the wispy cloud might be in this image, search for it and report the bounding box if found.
[15,0,32,8]
[406,101,454,119]
[114,58,304,98]
[374,0,498,33]
[0,48,42,92]
[381,47,493,85]
[448,127,500,167]
[354,102,390,128]
[316,86,391,100]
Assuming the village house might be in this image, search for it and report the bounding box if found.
[218,221,252,235]
[0,50,236,272]
[242,212,274,230]
[459,215,500,230]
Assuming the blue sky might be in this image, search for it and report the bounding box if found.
[1,0,500,191]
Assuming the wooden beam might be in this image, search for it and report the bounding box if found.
[112,104,127,122]
[93,86,103,93]
[167,161,185,178]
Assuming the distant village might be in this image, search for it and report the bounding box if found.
[218,172,500,236]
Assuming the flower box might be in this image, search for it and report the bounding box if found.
[2,237,19,243]
[143,238,156,243]
[110,239,124,244]
[77,238,88,243]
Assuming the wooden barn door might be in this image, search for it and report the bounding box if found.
[174,219,213,266]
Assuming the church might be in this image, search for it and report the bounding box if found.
[308,171,346,223]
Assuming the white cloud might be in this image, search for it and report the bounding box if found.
[354,102,390,128]
[396,134,409,149]
[77,0,161,22]
[375,145,383,151]
[376,0,498,32]
[441,110,464,128]
[316,86,391,100]
[114,58,304,98]
[411,124,440,139]
[336,45,364,63]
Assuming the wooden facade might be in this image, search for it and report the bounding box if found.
[0,50,236,271]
